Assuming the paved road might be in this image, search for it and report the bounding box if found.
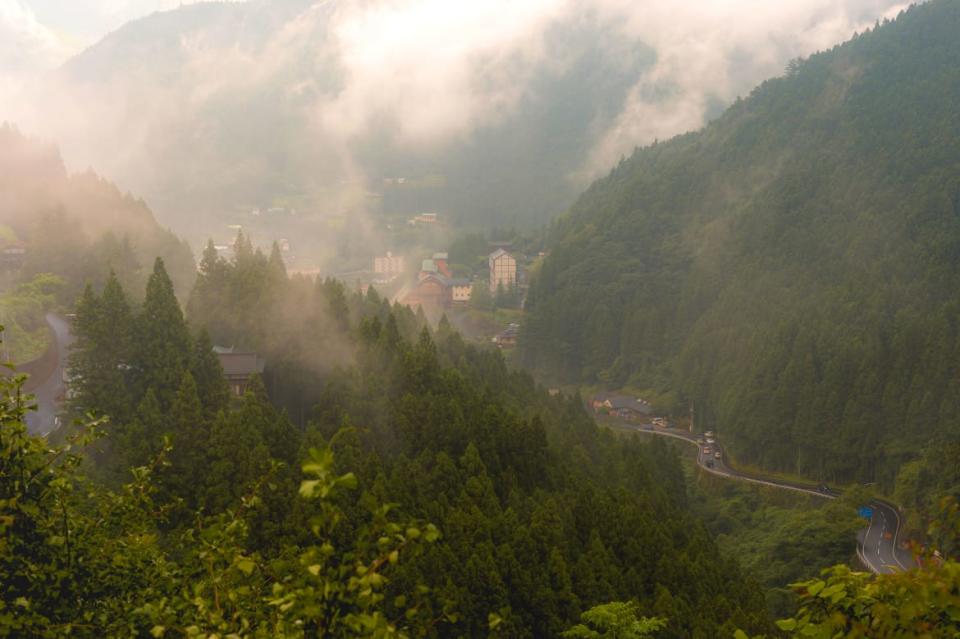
[628,424,915,574]
[23,313,73,436]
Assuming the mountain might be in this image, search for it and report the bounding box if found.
[521,0,960,486]
[16,0,654,244]
[0,123,195,298]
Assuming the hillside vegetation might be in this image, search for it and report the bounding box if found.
[522,0,960,486]
[0,124,195,300]
[19,256,776,638]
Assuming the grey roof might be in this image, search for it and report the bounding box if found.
[418,273,450,286]
[217,352,266,377]
[606,396,652,414]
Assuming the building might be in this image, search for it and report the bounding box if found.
[0,241,26,267]
[450,278,472,304]
[489,249,517,293]
[492,323,520,348]
[419,258,439,279]
[409,212,439,226]
[374,251,405,276]
[214,346,266,397]
[592,394,653,421]
[432,252,452,278]
[404,273,451,309]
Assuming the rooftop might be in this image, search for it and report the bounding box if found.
[216,350,266,377]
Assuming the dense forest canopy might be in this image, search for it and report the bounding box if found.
[522,0,960,487]
[32,254,775,637]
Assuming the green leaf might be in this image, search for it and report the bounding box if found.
[236,558,256,575]
[776,618,798,631]
[299,480,320,497]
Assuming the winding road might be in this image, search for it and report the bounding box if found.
[22,313,73,436]
[629,424,915,575]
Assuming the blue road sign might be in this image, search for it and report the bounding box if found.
[858,506,874,519]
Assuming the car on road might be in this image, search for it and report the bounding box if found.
[704,430,715,439]
[703,446,712,455]
[714,451,721,459]
[706,437,715,444]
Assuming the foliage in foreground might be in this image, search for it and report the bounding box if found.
[563,601,666,639]
[0,369,438,638]
[736,561,960,638]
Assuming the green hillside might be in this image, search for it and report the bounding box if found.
[0,123,195,299]
[522,0,960,486]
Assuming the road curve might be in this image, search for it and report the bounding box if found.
[628,424,915,575]
[22,313,73,436]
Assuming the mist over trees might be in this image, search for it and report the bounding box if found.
[522,0,960,486]
[31,253,777,637]
[0,124,195,301]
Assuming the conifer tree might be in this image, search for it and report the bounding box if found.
[190,328,230,422]
[162,371,209,510]
[268,241,287,282]
[69,272,134,423]
[205,409,270,513]
[134,258,190,409]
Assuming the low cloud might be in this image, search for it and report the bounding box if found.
[0,1,70,100]
[1,0,913,237]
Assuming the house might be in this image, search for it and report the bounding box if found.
[374,251,405,276]
[214,346,266,397]
[450,278,472,304]
[590,392,617,412]
[410,213,438,225]
[404,273,451,309]
[432,252,452,278]
[488,249,517,293]
[419,258,439,279]
[492,323,520,348]
[0,241,26,267]
[594,395,653,421]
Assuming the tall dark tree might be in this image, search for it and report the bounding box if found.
[190,328,230,422]
[162,370,209,511]
[69,272,134,423]
[133,258,190,409]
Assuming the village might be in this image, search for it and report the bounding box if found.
[371,243,528,349]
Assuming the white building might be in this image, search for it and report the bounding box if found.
[374,251,406,276]
[450,279,472,304]
[488,249,517,293]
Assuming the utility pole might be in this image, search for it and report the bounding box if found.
[689,401,694,432]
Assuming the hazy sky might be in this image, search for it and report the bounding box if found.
[2,0,913,195]
[15,1,219,46]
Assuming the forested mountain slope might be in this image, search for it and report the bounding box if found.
[0,124,195,298]
[36,256,775,638]
[19,0,653,233]
[522,0,960,485]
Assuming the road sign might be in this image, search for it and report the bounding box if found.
[858,506,874,519]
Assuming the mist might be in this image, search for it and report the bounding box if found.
[0,0,911,266]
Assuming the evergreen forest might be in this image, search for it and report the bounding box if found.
[522,0,960,492]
